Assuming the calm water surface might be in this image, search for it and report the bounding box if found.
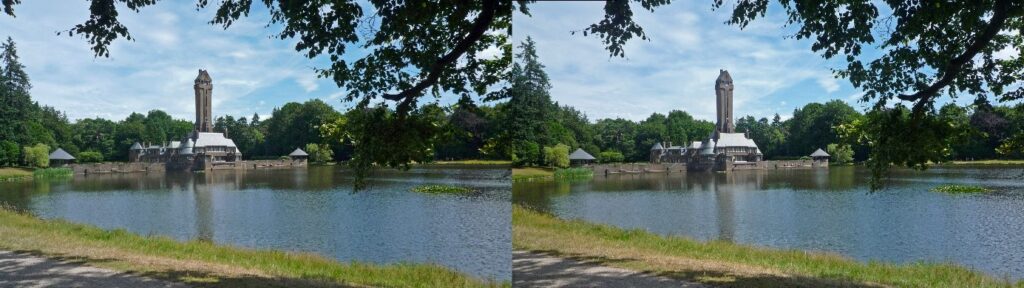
[514,166,1024,279]
[0,166,511,281]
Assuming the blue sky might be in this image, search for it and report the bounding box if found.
[0,1,470,121]
[512,1,990,122]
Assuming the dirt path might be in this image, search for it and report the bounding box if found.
[0,250,188,288]
[513,250,709,288]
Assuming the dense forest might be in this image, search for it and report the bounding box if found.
[0,37,511,166]
[509,37,1024,167]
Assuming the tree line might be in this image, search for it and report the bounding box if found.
[0,37,513,167]
[507,37,1024,167]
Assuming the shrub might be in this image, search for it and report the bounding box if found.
[22,144,50,168]
[827,143,854,164]
[598,151,625,163]
[305,143,334,164]
[543,144,570,168]
[77,151,103,163]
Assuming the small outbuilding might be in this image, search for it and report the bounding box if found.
[810,148,830,167]
[289,148,309,162]
[49,148,76,167]
[568,148,596,166]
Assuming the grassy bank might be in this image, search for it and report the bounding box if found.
[941,160,1024,165]
[0,207,506,288]
[428,160,512,165]
[513,205,1020,287]
[0,167,33,181]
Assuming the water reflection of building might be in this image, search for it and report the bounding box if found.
[650,70,762,170]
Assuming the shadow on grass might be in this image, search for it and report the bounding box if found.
[517,249,885,288]
[6,249,356,288]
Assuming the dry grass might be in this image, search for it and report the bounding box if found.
[513,205,1022,288]
[0,167,33,181]
[0,208,507,288]
[511,167,554,182]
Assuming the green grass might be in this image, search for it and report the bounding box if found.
[0,205,505,288]
[552,167,593,180]
[513,205,1020,288]
[0,167,33,181]
[32,167,73,178]
[411,184,475,194]
[931,184,991,194]
[943,160,1024,165]
[511,167,554,182]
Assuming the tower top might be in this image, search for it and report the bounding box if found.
[195,69,212,83]
[716,69,732,83]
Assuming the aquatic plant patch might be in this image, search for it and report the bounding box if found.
[32,167,73,178]
[931,184,990,194]
[411,184,475,194]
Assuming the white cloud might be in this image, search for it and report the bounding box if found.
[0,1,333,121]
[817,76,840,93]
[515,1,854,122]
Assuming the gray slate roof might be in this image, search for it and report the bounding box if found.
[715,133,758,148]
[193,132,238,148]
[130,142,143,150]
[810,148,830,157]
[568,148,596,160]
[289,148,309,156]
[49,148,75,160]
[651,142,664,150]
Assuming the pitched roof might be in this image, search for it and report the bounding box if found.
[716,133,759,148]
[568,148,596,160]
[193,132,237,148]
[49,148,75,160]
[289,148,309,156]
[130,142,143,150]
[651,142,664,150]
[810,148,830,157]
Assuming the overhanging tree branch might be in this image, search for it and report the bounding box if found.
[381,0,498,109]
[897,0,1011,111]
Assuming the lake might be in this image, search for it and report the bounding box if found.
[0,166,511,281]
[514,166,1024,279]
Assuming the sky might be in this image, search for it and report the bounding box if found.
[512,1,984,122]
[0,1,465,121]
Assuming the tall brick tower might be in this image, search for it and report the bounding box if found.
[715,69,735,136]
[194,69,213,132]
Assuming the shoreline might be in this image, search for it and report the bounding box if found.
[512,205,1021,287]
[0,207,507,288]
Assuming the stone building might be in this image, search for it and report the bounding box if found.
[129,70,242,170]
[650,70,762,171]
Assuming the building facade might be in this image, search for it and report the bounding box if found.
[650,70,763,171]
[129,70,243,170]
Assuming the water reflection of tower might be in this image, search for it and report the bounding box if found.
[193,173,215,242]
[713,172,736,241]
[713,171,764,242]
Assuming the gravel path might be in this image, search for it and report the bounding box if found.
[513,250,709,287]
[0,251,187,288]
